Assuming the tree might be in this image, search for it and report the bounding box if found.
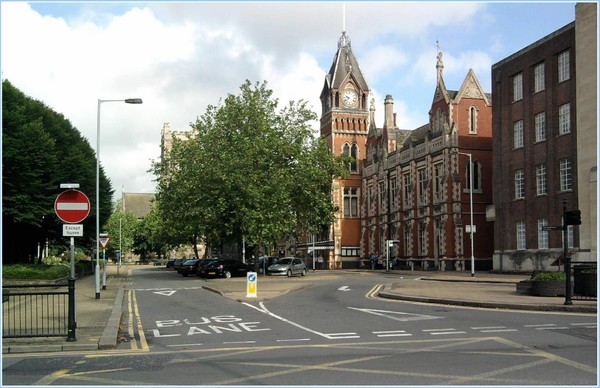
[2,80,114,263]
[104,205,139,260]
[153,80,346,268]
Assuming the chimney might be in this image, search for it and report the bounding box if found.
[384,95,394,129]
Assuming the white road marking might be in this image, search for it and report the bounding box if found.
[423,328,466,335]
[276,338,311,342]
[338,286,351,291]
[154,290,177,296]
[167,343,203,347]
[471,326,519,333]
[373,330,412,337]
[348,307,441,322]
[243,302,360,340]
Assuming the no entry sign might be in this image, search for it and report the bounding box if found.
[54,190,91,224]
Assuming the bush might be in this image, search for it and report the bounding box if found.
[533,271,566,281]
[2,264,70,280]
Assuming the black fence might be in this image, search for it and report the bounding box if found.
[2,279,76,340]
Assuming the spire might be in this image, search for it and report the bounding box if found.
[338,31,351,49]
[436,41,444,82]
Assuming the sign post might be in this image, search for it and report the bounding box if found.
[246,272,257,298]
[55,185,90,342]
[99,234,110,290]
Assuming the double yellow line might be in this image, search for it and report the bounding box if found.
[366,284,384,299]
[126,289,149,351]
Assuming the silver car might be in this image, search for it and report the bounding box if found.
[267,257,307,277]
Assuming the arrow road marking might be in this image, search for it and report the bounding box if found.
[348,307,442,322]
[338,286,351,291]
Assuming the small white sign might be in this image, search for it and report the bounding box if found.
[246,272,257,298]
[63,224,83,237]
[466,225,477,233]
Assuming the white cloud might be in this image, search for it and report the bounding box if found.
[2,1,576,199]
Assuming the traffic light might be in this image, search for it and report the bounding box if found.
[565,210,582,225]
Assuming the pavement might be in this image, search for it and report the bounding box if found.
[2,264,597,354]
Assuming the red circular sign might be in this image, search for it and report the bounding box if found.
[54,190,91,223]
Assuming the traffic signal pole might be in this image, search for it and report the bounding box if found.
[563,199,572,305]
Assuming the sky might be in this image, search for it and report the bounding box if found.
[1,1,580,200]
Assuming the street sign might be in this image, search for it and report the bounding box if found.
[246,272,257,298]
[542,226,564,231]
[63,224,83,237]
[99,236,111,249]
[54,190,91,223]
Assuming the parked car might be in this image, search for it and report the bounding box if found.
[171,258,185,271]
[247,256,279,274]
[166,258,177,268]
[196,258,220,278]
[204,259,251,279]
[177,259,201,277]
[267,257,307,277]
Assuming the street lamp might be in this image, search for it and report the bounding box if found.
[96,98,142,299]
[454,150,475,277]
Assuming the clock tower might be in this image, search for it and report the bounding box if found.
[319,30,370,269]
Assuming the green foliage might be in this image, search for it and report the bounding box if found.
[533,271,566,281]
[2,80,114,264]
[2,264,70,280]
[104,209,140,257]
[152,80,346,256]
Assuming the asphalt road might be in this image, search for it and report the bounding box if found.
[2,268,597,386]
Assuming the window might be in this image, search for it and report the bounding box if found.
[559,103,571,135]
[390,176,398,209]
[343,187,359,217]
[535,112,546,142]
[561,221,575,249]
[513,120,524,148]
[538,219,549,249]
[343,143,358,173]
[404,228,411,256]
[559,158,572,191]
[534,62,545,92]
[379,181,385,209]
[516,221,526,250]
[419,224,427,256]
[513,72,523,102]
[536,163,547,196]
[466,160,482,192]
[403,172,412,207]
[514,169,525,199]
[418,168,428,204]
[350,143,358,172]
[469,106,477,134]
[341,247,359,257]
[558,50,570,83]
[433,163,444,201]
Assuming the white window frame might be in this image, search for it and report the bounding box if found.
[514,120,524,149]
[536,163,547,196]
[559,158,572,192]
[403,173,412,207]
[558,50,570,83]
[513,72,523,102]
[535,112,546,142]
[343,187,359,218]
[537,218,549,249]
[515,169,525,199]
[516,221,526,250]
[559,103,571,135]
[534,62,545,93]
[418,168,428,205]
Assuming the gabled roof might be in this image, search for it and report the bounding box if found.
[454,69,491,106]
[123,193,154,219]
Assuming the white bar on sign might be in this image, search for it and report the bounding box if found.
[57,203,89,211]
[63,224,83,237]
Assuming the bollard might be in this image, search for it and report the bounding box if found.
[67,277,77,342]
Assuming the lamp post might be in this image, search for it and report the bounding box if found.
[96,98,142,299]
[454,150,475,277]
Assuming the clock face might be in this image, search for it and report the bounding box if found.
[342,90,358,107]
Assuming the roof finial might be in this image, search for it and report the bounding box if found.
[436,41,444,81]
[338,2,351,49]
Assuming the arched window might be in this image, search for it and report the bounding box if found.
[350,143,358,173]
[466,160,482,192]
[469,106,478,134]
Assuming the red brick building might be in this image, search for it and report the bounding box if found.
[362,51,494,271]
[491,22,578,271]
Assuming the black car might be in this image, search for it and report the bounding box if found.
[177,259,201,277]
[171,258,186,271]
[204,259,251,279]
[196,258,220,278]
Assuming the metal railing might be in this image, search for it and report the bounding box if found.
[2,278,76,340]
[572,262,597,301]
